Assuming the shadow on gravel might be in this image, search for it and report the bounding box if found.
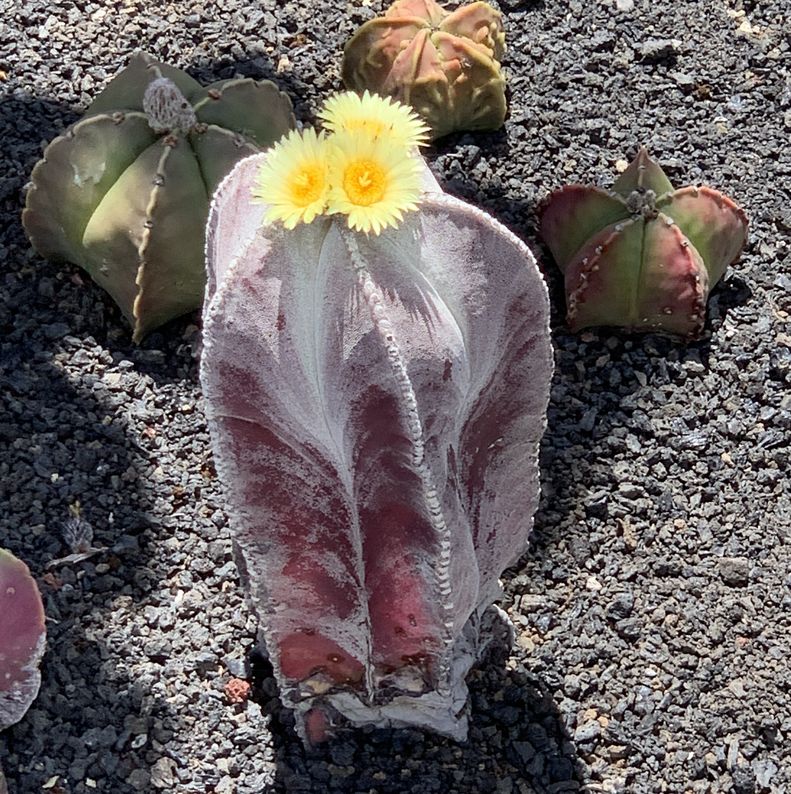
[1,94,180,794]
[0,362,177,793]
[249,637,584,793]
[0,50,310,792]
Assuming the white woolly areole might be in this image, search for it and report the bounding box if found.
[142,77,197,134]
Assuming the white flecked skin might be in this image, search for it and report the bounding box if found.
[0,549,46,733]
[199,153,553,742]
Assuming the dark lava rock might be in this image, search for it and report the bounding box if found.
[719,557,751,587]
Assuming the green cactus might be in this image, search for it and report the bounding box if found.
[23,52,296,342]
[539,148,749,338]
[341,0,507,140]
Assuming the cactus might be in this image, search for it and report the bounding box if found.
[342,0,507,140]
[0,549,46,732]
[23,52,295,342]
[539,148,749,338]
[200,150,553,742]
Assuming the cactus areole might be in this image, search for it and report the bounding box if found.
[342,0,507,140]
[0,549,46,732]
[23,52,295,341]
[200,153,553,742]
[539,148,749,339]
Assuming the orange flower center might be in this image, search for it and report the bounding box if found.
[343,159,387,206]
[289,164,325,206]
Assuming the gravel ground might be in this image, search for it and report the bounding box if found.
[1,0,790,792]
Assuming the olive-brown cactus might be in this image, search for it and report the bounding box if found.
[23,52,295,341]
[342,0,506,140]
[0,549,46,732]
[539,148,749,338]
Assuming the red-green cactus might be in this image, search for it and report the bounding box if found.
[539,148,749,338]
[0,549,46,732]
[23,52,295,342]
[342,0,506,140]
[200,153,552,742]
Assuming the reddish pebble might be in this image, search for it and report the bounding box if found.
[224,677,251,704]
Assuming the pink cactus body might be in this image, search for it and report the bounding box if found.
[200,155,552,741]
[0,549,46,732]
[342,0,506,140]
[540,148,749,338]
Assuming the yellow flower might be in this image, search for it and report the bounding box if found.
[318,90,430,149]
[327,132,423,235]
[252,128,330,229]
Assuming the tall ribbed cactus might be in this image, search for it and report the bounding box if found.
[23,52,295,341]
[0,549,46,733]
[200,146,552,741]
